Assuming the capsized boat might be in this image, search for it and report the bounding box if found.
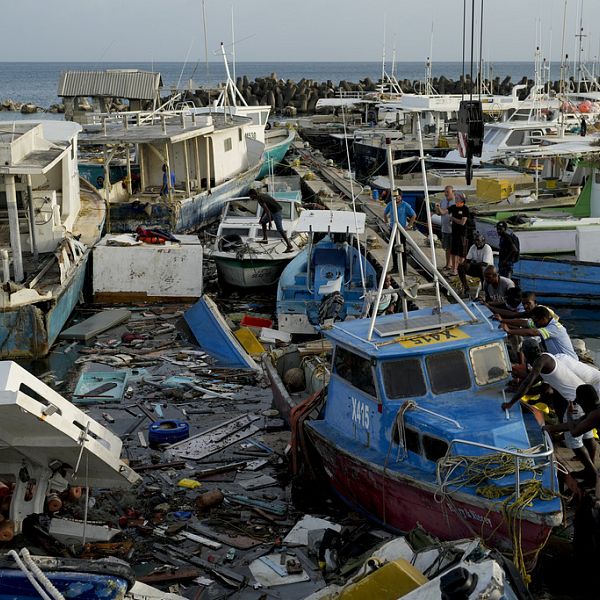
[0,121,105,359]
[211,177,308,288]
[276,210,378,335]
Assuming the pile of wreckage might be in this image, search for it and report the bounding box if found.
[0,293,533,599]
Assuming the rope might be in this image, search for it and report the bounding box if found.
[436,448,557,582]
[8,549,65,600]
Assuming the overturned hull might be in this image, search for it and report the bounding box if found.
[0,251,89,359]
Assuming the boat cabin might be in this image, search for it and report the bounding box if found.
[216,191,303,249]
[78,110,263,231]
[0,121,84,282]
[313,304,555,486]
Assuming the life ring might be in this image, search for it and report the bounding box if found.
[148,420,189,447]
[218,233,244,251]
[265,122,272,131]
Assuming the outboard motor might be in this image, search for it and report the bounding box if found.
[457,100,484,185]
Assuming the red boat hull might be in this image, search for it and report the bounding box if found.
[307,426,560,568]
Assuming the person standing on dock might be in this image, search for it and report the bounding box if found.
[383,189,416,274]
[581,116,588,137]
[447,193,469,275]
[435,186,455,272]
[495,221,520,279]
[249,189,294,253]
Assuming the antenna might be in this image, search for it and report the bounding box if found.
[231,4,236,83]
[381,14,386,94]
[202,0,210,79]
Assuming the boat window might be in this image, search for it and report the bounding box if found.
[425,350,471,394]
[469,343,509,386]
[278,202,292,220]
[226,200,258,217]
[423,435,449,462]
[334,347,377,398]
[238,128,243,142]
[381,358,426,399]
[393,425,421,454]
[224,138,233,152]
[506,129,525,147]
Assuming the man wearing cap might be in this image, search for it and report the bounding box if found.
[447,193,469,275]
[457,232,494,296]
[383,189,416,273]
[496,221,520,279]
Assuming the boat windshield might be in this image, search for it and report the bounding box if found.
[334,347,377,398]
[225,200,259,217]
[425,350,471,394]
[381,358,427,399]
[469,342,509,386]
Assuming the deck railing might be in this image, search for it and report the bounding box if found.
[443,431,556,496]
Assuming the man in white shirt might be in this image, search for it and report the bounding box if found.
[457,232,493,294]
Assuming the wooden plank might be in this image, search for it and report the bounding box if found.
[59,308,131,341]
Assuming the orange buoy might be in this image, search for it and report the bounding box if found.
[0,521,14,542]
[46,493,63,513]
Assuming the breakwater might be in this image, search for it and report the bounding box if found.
[0,74,590,116]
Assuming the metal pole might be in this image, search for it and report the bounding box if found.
[26,175,38,261]
[5,175,24,282]
[126,145,132,195]
[416,115,443,310]
[367,222,397,341]
[104,148,111,234]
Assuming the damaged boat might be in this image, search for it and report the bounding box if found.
[211,178,307,288]
[276,210,378,334]
[0,121,105,359]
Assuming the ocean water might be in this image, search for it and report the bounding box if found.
[0,60,559,121]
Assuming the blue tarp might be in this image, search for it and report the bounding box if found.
[184,296,258,371]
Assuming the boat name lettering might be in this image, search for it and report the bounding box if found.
[398,328,470,348]
[446,503,492,528]
[351,397,370,429]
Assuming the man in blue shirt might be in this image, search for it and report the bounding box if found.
[501,305,577,360]
[383,189,416,273]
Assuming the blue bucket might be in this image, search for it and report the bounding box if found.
[372,189,379,200]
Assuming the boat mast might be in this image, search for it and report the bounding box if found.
[380,14,386,94]
[366,121,478,341]
[231,4,236,83]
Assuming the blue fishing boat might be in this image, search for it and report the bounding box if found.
[0,553,133,599]
[513,253,600,306]
[276,210,378,334]
[298,301,561,571]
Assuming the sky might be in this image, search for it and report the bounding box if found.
[0,0,599,64]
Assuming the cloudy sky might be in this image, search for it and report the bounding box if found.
[1,0,598,63]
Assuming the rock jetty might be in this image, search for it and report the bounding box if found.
[1,73,591,116]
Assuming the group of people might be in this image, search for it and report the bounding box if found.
[435,185,520,291]
[479,265,600,496]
